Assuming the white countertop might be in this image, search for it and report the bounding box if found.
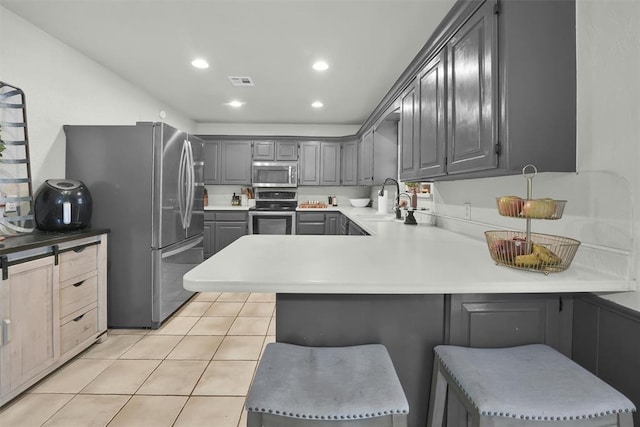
[185,207,637,294]
[205,205,250,211]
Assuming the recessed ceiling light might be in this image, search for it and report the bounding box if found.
[312,61,329,71]
[312,101,323,108]
[191,58,209,69]
[226,100,244,108]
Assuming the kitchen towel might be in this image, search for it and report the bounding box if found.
[378,190,389,214]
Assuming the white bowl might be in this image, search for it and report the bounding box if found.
[349,198,370,208]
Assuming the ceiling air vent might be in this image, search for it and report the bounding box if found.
[228,76,255,87]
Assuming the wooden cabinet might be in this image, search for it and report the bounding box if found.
[299,142,341,186]
[204,211,248,258]
[341,140,358,186]
[399,0,575,181]
[297,212,340,235]
[220,141,252,185]
[253,141,298,161]
[0,233,108,407]
[0,257,57,401]
[203,141,220,184]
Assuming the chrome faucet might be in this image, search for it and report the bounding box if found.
[379,178,401,219]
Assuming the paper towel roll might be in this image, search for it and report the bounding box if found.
[378,190,389,214]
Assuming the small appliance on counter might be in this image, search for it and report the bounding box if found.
[33,179,92,231]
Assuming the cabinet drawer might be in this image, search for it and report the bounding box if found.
[59,275,98,319]
[204,211,215,221]
[59,245,98,282]
[298,213,325,222]
[215,212,248,221]
[60,307,98,355]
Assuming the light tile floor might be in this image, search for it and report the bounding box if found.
[0,292,276,427]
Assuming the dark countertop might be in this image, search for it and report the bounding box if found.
[0,228,111,257]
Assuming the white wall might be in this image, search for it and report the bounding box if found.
[432,0,640,312]
[0,7,195,191]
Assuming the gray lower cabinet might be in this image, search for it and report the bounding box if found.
[299,142,341,186]
[445,293,573,426]
[297,212,340,235]
[204,211,248,258]
[275,292,575,427]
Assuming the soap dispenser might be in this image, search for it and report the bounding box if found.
[404,210,417,225]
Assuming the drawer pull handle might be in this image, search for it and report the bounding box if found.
[2,319,10,345]
[73,281,85,288]
[73,314,85,322]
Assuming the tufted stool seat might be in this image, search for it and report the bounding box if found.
[427,344,636,427]
[246,343,409,427]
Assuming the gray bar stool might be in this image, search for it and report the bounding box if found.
[246,343,409,427]
[427,344,636,427]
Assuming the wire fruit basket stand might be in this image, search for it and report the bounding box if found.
[485,165,581,274]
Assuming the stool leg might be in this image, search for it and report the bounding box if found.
[618,412,634,427]
[427,357,448,427]
[247,411,262,427]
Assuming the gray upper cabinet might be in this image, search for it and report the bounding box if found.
[399,83,418,180]
[320,142,341,185]
[417,51,447,178]
[203,141,220,184]
[253,140,298,161]
[299,141,341,186]
[341,140,358,186]
[358,130,374,185]
[446,0,497,175]
[299,142,321,185]
[362,119,399,186]
[252,140,275,161]
[220,141,252,184]
[394,0,576,181]
[275,141,298,161]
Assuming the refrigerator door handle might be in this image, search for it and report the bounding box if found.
[183,139,194,229]
[161,235,203,259]
[177,140,188,229]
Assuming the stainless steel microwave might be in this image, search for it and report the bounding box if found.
[252,162,298,187]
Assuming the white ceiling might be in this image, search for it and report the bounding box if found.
[1,0,456,126]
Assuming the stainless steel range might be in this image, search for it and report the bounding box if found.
[248,189,297,235]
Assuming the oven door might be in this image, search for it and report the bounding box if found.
[248,211,296,235]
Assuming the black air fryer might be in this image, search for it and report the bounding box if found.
[34,179,93,231]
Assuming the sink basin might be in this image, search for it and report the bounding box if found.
[354,214,398,222]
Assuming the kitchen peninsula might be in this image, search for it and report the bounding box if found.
[184,207,636,427]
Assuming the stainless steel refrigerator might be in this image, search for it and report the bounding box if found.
[64,122,204,328]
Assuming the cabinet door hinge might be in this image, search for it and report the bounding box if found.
[494,0,501,15]
[495,141,502,156]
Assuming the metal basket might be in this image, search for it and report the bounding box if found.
[485,230,581,274]
[495,197,566,219]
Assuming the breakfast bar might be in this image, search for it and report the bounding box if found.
[183,209,636,427]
